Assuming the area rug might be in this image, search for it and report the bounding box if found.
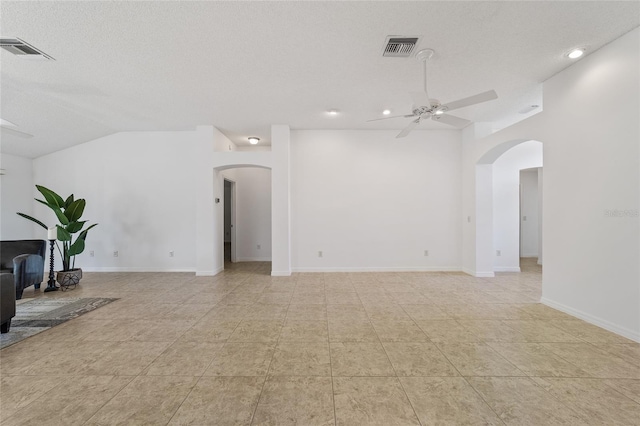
[0,297,118,349]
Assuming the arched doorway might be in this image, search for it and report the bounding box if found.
[475,139,543,276]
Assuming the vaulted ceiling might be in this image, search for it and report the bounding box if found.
[1,1,638,157]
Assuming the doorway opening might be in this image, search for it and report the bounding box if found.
[519,167,542,271]
[223,178,236,265]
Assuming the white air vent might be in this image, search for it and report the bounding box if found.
[383,36,420,57]
[0,37,54,60]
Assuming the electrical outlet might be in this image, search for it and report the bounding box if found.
[522,216,527,221]
[318,250,323,258]
[467,216,471,223]
[113,250,119,257]
[496,250,501,256]
[424,250,429,256]
[257,244,261,250]
[169,251,174,257]
[89,250,94,257]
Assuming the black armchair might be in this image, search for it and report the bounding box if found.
[1,273,16,333]
[0,240,46,300]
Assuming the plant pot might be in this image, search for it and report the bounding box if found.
[56,268,83,288]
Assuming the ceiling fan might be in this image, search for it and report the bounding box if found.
[0,118,33,138]
[369,48,498,138]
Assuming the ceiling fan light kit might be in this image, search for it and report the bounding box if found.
[368,48,498,138]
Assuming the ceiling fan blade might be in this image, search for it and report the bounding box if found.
[442,90,498,112]
[396,118,420,138]
[367,114,415,122]
[410,91,430,107]
[0,125,33,139]
[432,113,471,128]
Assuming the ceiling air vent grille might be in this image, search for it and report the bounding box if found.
[0,37,55,60]
[383,37,420,57]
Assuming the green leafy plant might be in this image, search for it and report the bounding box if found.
[18,185,98,271]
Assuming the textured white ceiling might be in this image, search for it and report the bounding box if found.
[1,1,638,157]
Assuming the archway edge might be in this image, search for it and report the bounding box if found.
[212,151,272,171]
[472,138,543,277]
[477,138,536,165]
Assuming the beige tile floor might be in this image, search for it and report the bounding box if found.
[1,259,639,425]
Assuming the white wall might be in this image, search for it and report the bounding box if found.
[32,131,199,272]
[540,27,639,340]
[291,129,461,271]
[492,141,542,271]
[520,168,539,258]
[464,27,639,341]
[234,167,272,261]
[0,154,35,240]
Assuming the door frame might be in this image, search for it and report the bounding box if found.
[224,178,237,263]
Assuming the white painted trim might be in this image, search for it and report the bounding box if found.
[494,266,521,272]
[197,267,223,276]
[82,267,195,273]
[463,267,495,277]
[541,297,640,343]
[236,257,272,262]
[291,266,462,273]
[271,270,292,276]
[520,254,538,258]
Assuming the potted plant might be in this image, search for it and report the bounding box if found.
[18,185,98,286]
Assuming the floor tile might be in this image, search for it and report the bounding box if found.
[3,376,133,426]
[467,377,587,425]
[168,376,263,425]
[333,377,420,426]
[533,377,640,425]
[204,342,275,376]
[3,263,637,426]
[382,342,459,377]
[228,320,283,343]
[252,376,335,425]
[593,342,640,365]
[286,304,327,320]
[501,320,583,342]
[280,320,328,342]
[603,379,640,404]
[85,376,196,425]
[436,342,524,377]
[328,320,378,342]
[371,320,430,342]
[269,342,331,376]
[399,304,451,320]
[487,342,590,377]
[400,377,503,425]
[179,319,240,342]
[144,340,224,376]
[415,320,482,343]
[330,342,395,376]
[542,342,640,378]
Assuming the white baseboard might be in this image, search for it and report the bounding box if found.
[520,254,538,258]
[462,267,495,277]
[540,297,640,343]
[494,266,521,272]
[236,257,272,262]
[291,266,462,273]
[196,267,223,276]
[271,270,292,277]
[82,267,195,273]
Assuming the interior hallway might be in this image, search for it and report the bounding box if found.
[1,259,639,425]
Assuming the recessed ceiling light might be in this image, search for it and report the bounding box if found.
[248,137,260,145]
[382,109,391,115]
[567,48,585,59]
[327,109,339,116]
